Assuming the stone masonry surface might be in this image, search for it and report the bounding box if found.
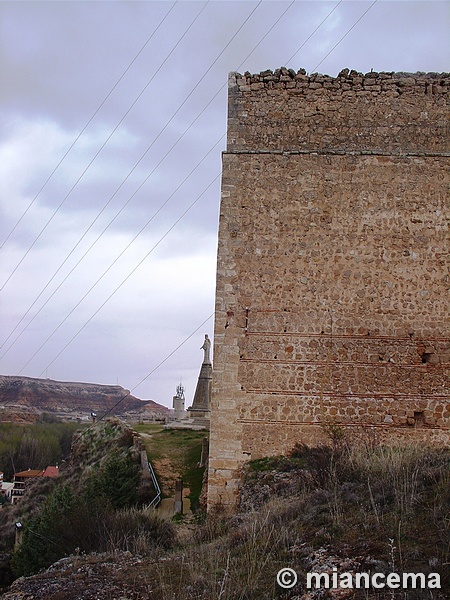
[207,68,450,509]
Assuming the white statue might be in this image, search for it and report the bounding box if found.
[201,334,211,364]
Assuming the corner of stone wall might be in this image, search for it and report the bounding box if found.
[228,72,239,91]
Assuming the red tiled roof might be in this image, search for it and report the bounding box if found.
[42,466,59,478]
[14,469,44,478]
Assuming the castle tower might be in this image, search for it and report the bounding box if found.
[208,69,450,510]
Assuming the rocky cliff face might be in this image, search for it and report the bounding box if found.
[0,375,168,422]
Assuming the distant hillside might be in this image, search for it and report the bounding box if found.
[0,375,169,423]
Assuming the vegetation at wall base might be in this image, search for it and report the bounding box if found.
[1,427,448,598]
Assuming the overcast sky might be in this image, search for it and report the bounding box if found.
[0,0,448,409]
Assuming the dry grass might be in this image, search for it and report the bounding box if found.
[131,444,448,599]
[2,441,449,599]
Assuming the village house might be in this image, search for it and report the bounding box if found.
[0,471,14,503]
[11,466,59,504]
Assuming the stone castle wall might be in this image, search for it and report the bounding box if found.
[208,69,450,509]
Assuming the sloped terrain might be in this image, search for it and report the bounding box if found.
[0,419,172,590]
[2,441,448,599]
[135,423,207,510]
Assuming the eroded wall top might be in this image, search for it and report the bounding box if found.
[227,68,449,154]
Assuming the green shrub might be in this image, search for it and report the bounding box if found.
[81,449,141,509]
[12,484,79,577]
[12,484,175,577]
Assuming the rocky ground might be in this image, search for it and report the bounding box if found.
[1,551,159,599]
[1,439,448,599]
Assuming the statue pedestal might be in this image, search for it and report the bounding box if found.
[186,360,211,429]
[166,337,212,431]
[189,362,211,410]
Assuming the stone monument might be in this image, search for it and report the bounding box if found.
[166,335,212,430]
[187,334,212,428]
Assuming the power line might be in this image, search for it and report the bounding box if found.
[13,0,298,376]
[69,0,317,423]
[1,1,262,355]
[311,0,378,73]
[0,1,178,252]
[0,0,209,292]
[17,0,363,412]
[285,0,343,65]
[98,312,215,422]
[76,311,215,435]
[13,136,223,371]
[124,1,379,410]
[239,0,296,69]
[1,0,394,425]
[11,0,299,375]
[32,173,221,378]
[0,131,223,359]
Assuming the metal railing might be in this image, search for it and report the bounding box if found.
[146,454,161,509]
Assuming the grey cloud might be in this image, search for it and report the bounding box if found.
[1,0,448,406]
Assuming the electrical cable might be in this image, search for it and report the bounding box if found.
[7,0,295,376]
[97,311,215,422]
[76,310,214,438]
[0,131,223,359]
[100,0,381,415]
[10,0,295,376]
[1,0,261,354]
[0,0,179,252]
[31,173,221,378]
[0,0,209,292]
[71,0,312,426]
[311,0,378,73]
[3,0,381,379]
[285,0,343,65]
[14,137,223,371]
[3,0,373,358]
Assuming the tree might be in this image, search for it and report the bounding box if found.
[83,450,141,509]
[12,484,78,577]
